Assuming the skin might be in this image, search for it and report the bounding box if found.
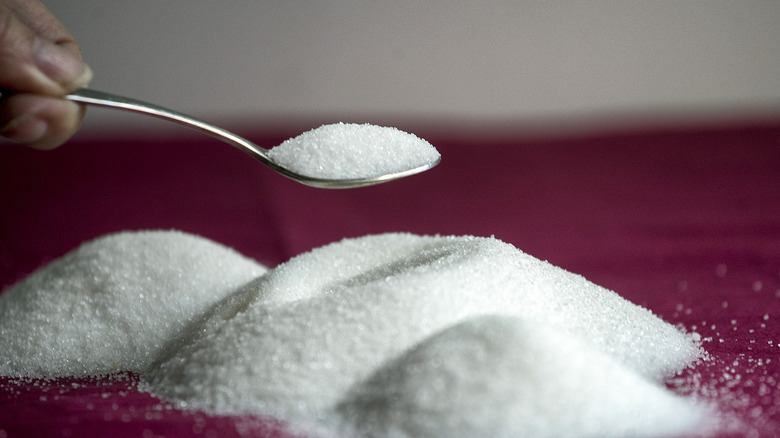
[0,0,91,149]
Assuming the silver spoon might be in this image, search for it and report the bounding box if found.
[65,88,439,189]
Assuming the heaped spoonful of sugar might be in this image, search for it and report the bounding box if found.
[65,88,440,188]
[267,122,440,182]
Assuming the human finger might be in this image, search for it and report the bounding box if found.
[0,92,86,150]
[0,2,88,95]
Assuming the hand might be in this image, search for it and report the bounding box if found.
[0,0,91,149]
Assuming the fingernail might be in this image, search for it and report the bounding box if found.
[33,38,85,85]
[0,113,47,145]
[74,63,94,88]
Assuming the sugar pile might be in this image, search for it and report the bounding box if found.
[267,123,440,179]
[144,233,709,436]
[0,231,711,437]
[337,315,706,438]
[0,230,265,377]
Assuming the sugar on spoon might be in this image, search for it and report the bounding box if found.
[65,88,440,189]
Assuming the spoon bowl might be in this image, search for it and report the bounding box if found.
[66,88,439,189]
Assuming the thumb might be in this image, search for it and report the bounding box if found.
[0,4,90,96]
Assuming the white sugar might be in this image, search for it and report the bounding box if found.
[338,315,707,438]
[1,231,710,437]
[0,230,265,377]
[143,233,708,436]
[267,123,440,179]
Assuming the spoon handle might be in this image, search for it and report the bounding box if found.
[66,88,270,159]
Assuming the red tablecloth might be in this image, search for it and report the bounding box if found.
[1,121,779,437]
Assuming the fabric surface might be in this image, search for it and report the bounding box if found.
[1,121,779,437]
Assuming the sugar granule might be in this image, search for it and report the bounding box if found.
[0,231,266,377]
[267,123,440,179]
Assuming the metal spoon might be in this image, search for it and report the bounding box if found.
[66,88,439,189]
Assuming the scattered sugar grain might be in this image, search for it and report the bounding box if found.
[0,231,266,377]
[267,123,440,179]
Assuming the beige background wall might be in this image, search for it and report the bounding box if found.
[49,1,780,136]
